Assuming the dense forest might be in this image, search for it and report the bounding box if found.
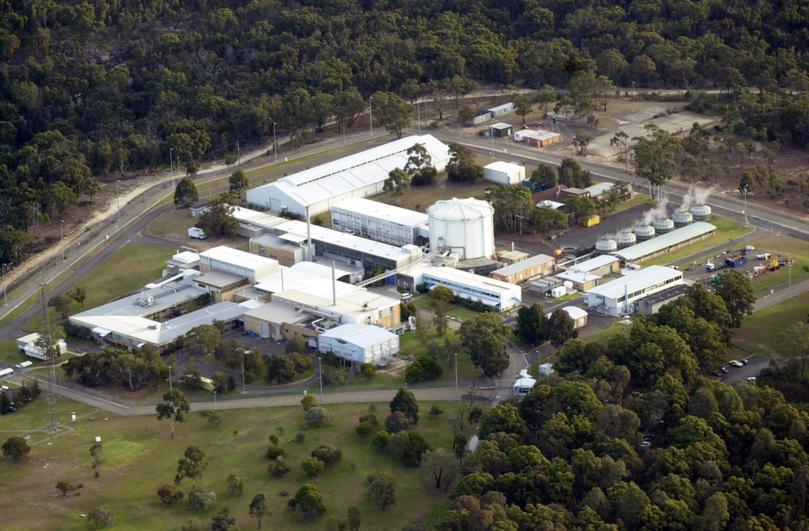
[2,0,809,262]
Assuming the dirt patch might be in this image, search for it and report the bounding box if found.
[378,358,409,378]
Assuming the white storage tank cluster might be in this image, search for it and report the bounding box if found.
[428,197,495,260]
[633,225,656,241]
[653,218,675,234]
[672,209,693,227]
[595,237,618,253]
[616,230,637,248]
[690,204,712,221]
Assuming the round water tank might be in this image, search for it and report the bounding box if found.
[653,218,675,233]
[690,204,712,220]
[595,238,618,253]
[633,225,656,240]
[428,198,495,260]
[616,230,637,248]
[672,209,693,226]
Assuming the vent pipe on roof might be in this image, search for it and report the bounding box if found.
[331,260,337,306]
[511,241,515,252]
[280,267,285,292]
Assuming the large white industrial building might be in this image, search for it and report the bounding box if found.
[317,324,400,365]
[331,197,429,247]
[612,222,716,263]
[583,265,683,316]
[199,246,278,284]
[246,135,451,216]
[428,197,495,260]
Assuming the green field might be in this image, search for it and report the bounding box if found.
[733,291,809,357]
[411,296,481,322]
[610,193,653,214]
[0,338,25,366]
[746,235,809,297]
[398,328,479,381]
[24,243,175,334]
[0,397,464,531]
[645,215,752,267]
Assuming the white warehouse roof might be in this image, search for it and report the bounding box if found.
[585,266,682,300]
[613,222,716,262]
[246,135,450,213]
[332,197,428,228]
[423,265,519,295]
[567,255,618,273]
[319,323,398,349]
[199,246,279,274]
[484,161,523,174]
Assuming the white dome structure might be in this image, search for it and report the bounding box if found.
[595,238,618,253]
[428,198,495,259]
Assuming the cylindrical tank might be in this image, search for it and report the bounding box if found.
[616,230,637,248]
[428,198,495,259]
[595,238,618,253]
[653,218,675,233]
[633,225,656,241]
[673,209,693,227]
[690,204,712,221]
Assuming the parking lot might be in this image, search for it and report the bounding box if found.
[719,354,770,385]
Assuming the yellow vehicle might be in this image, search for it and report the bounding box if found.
[767,255,780,271]
[581,214,601,228]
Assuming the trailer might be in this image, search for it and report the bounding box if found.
[0,368,14,378]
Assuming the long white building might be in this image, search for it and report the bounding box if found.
[246,135,451,216]
[583,265,683,316]
[404,264,522,311]
[331,197,428,247]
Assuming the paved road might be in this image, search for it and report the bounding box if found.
[430,128,809,240]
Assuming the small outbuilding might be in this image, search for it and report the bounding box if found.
[16,333,67,360]
[484,161,526,185]
[489,123,513,138]
[317,324,400,366]
[546,306,588,329]
[513,369,536,399]
[488,102,514,118]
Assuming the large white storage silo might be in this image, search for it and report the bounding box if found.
[428,198,495,259]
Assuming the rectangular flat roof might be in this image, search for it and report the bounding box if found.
[199,245,279,272]
[491,254,554,277]
[522,130,560,140]
[250,233,301,251]
[585,266,682,299]
[254,266,358,298]
[484,161,523,173]
[195,271,246,289]
[231,206,288,230]
[72,280,208,320]
[243,301,310,324]
[583,182,614,196]
[487,103,513,112]
[332,197,428,228]
[613,222,716,262]
[637,284,689,305]
[567,254,619,273]
[490,122,512,130]
[320,323,397,348]
[555,270,600,284]
[274,220,419,262]
[423,266,520,294]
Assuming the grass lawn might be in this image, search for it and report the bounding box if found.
[611,193,653,215]
[398,328,480,381]
[0,338,25,366]
[584,318,631,345]
[374,179,489,213]
[411,295,482,322]
[745,235,809,297]
[645,215,752,267]
[24,243,175,333]
[733,291,809,357]
[0,397,465,531]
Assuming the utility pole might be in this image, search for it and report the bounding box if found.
[369,96,373,135]
[489,121,495,158]
[741,187,749,226]
[116,179,121,221]
[40,283,57,433]
[241,361,246,394]
[273,122,278,161]
[168,365,173,391]
[318,356,323,400]
[236,139,240,164]
[60,219,65,260]
[416,98,421,135]
[169,148,175,186]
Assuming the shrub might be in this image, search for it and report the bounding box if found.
[269,433,280,445]
[302,457,326,477]
[356,421,376,437]
[360,363,376,379]
[311,445,342,467]
[295,432,306,443]
[288,483,326,520]
[371,431,391,451]
[208,413,223,426]
[405,355,443,383]
[429,406,444,417]
[269,457,290,477]
[157,484,184,505]
[367,473,396,510]
[187,489,217,511]
[304,406,330,428]
[301,394,318,411]
[266,443,285,460]
[388,432,430,467]
[385,411,411,433]
[88,508,114,528]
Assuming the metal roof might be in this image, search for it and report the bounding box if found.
[332,197,428,228]
[585,266,682,299]
[484,161,523,173]
[562,306,589,320]
[199,246,279,273]
[319,324,397,349]
[522,130,559,140]
[491,254,554,277]
[490,122,513,130]
[567,254,619,273]
[613,222,716,262]
[422,265,521,295]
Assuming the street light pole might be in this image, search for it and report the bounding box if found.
[318,356,323,400]
[416,98,421,135]
[1,263,8,306]
[272,122,278,162]
[454,352,458,390]
[241,361,246,394]
[168,365,173,391]
[489,122,495,157]
[169,148,175,186]
[369,96,373,135]
[59,219,65,260]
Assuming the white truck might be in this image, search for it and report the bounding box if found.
[187,227,207,240]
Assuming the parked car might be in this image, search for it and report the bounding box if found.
[739,358,750,365]
[729,360,744,367]
[721,366,730,373]
[746,376,757,382]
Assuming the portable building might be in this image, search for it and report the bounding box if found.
[489,123,513,138]
[487,102,514,118]
[483,161,526,185]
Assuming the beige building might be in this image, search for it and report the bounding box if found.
[249,233,311,267]
[490,254,555,284]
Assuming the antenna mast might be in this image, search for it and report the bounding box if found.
[40,283,57,433]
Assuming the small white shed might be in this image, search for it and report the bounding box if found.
[484,161,525,185]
